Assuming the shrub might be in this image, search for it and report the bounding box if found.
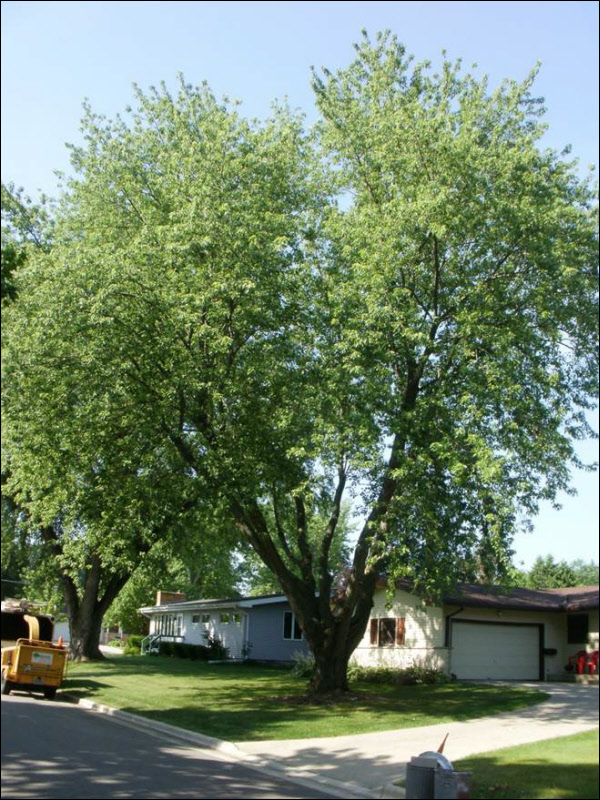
[347,662,450,686]
[156,640,217,660]
[203,633,229,661]
[123,634,144,655]
[291,652,316,678]
[158,640,176,657]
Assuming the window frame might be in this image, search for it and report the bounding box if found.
[567,613,589,645]
[370,617,406,647]
[283,610,303,641]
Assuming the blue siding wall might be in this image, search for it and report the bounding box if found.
[247,602,310,662]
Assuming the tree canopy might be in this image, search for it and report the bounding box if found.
[2,32,598,689]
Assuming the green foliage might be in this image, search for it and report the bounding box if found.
[157,635,228,661]
[123,634,145,654]
[203,633,230,660]
[244,501,355,595]
[347,662,450,686]
[291,651,316,678]
[312,31,598,595]
[569,559,600,586]
[103,522,246,633]
[292,653,449,686]
[517,555,599,589]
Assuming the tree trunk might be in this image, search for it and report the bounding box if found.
[309,643,352,694]
[59,556,132,661]
[68,607,106,661]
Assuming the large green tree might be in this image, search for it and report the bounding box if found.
[2,36,598,691]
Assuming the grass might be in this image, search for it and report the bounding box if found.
[63,655,548,742]
[454,729,599,799]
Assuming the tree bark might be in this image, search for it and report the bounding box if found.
[310,645,351,693]
[68,605,106,660]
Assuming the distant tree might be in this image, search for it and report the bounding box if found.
[520,555,599,588]
[569,559,600,586]
[525,555,578,588]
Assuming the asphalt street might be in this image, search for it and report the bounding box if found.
[1,694,338,799]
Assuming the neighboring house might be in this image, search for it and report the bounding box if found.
[139,581,599,681]
[139,592,310,662]
[353,580,599,681]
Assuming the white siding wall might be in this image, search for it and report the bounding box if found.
[351,587,449,671]
[181,609,246,659]
[149,608,247,658]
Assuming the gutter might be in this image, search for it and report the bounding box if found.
[444,606,464,648]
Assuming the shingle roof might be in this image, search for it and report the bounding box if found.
[141,582,599,615]
[441,583,599,612]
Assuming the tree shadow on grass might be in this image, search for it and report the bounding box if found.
[457,752,600,799]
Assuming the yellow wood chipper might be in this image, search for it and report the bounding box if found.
[1,604,68,700]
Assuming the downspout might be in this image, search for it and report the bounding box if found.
[445,606,464,677]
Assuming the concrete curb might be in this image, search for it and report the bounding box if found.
[67,695,396,799]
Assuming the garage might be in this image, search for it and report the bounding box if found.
[451,620,542,680]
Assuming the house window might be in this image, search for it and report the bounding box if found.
[567,614,589,644]
[201,614,211,624]
[192,615,200,624]
[220,613,230,624]
[283,611,303,640]
[158,614,182,637]
[232,612,242,624]
[370,617,406,647]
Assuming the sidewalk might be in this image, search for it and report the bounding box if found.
[235,683,599,795]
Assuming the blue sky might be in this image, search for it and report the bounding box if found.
[2,1,598,569]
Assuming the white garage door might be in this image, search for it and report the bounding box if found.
[451,621,540,680]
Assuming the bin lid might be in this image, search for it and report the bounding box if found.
[410,752,453,770]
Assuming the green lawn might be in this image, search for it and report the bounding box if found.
[63,655,547,742]
[454,730,599,800]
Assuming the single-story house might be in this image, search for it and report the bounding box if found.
[139,581,599,681]
[140,591,311,663]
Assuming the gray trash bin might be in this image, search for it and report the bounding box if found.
[405,752,453,799]
[434,768,471,799]
[406,763,435,799]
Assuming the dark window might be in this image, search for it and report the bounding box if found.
[379,618,396,646]
[283,611,302,640]
[567,614,589,644]
[370,617,406,647]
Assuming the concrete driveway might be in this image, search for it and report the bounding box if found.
[236,683,599,796]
